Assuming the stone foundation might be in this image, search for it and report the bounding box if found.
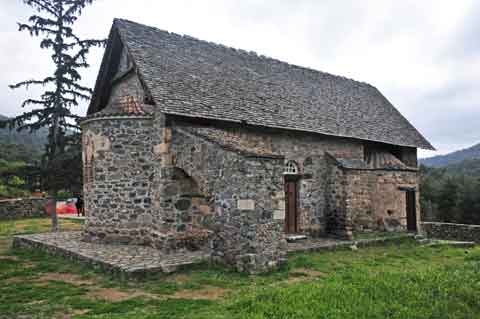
[13,232,209,278]
[12,231,415,278]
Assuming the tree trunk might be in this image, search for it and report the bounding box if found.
[49,2,63,233]
[46,196,58,232]
[49,115,60,233]
[51,197,59,232]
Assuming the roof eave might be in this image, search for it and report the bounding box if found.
[164,111,435,150]
[87,22,117,115]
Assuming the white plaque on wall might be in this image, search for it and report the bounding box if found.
[274,210,285,220]
[237,199,255,210]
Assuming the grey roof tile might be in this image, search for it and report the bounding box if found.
[109,19,434,150]
[328,153,417,171]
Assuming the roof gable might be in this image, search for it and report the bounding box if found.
[89,19,434,150]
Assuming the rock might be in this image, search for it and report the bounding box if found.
[383,218,402,232]
[175,199,191,211]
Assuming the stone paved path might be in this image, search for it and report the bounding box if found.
[12,232,416,278]
[13,232,210,278]
[287,234,416,253]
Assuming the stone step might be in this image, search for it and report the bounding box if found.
[416,238,432,245]
[426,240,476,248]
[285,234,308,242]
[414,234,426,240]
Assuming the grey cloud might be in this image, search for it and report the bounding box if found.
[452,2,480,57]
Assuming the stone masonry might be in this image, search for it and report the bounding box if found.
[0,197,48,220]
[421,222,480,243]
[82,116,155,246]
[174,119,365,237]
[82,109,421,272]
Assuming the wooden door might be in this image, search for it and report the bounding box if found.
[285,179,298,233]
[406,190,417,232]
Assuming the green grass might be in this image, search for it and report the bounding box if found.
[0,217,83,238]
[0,219,479,318]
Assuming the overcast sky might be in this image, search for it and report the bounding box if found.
[0,0,479,158]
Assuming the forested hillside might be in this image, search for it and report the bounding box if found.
[421,143,480,167]
[445,158,480,177]
[420,141,480,224]
[0,114,82,198]
[0,114,46,162]
[421,162,480,225]
[0,115,46,198]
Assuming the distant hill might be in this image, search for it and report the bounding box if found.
[420,142,480,167]
[0,115,48,147]
[444,158,480,177]
[0,114,47,163]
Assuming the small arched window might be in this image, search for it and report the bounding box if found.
[284,160,299,175]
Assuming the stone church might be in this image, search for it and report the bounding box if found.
[82,19,434,272]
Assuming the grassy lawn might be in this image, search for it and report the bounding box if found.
[1,219,479,318]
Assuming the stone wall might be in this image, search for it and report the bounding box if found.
[81,102,421,272]
[324,158,350,238]
[421,222,480,243]
[82,112,289,272]
[343,169,419,233]
[173,118,365,236]
[147,113,215,252]
[0,198,48,220]
[82,113,214,252]
[172,118,421,238]
[108,46,144,106]
[82,115,156,245]
[323,154,420,238]
[109,72,145,105]
[81,32,429,273]
[171,124,288,273]
[400,147,418,167]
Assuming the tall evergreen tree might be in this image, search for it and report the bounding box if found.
[437,178,460,222]
[2,0,104,230]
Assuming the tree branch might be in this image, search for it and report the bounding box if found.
[22,0,57,16]
[9,77,55,89]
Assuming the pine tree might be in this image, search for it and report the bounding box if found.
[2,0,105,230]
[437,178,459,222]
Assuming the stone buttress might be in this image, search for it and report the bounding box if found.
[81,99,288,273]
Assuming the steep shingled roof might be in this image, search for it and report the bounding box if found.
[90,19,434,150]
